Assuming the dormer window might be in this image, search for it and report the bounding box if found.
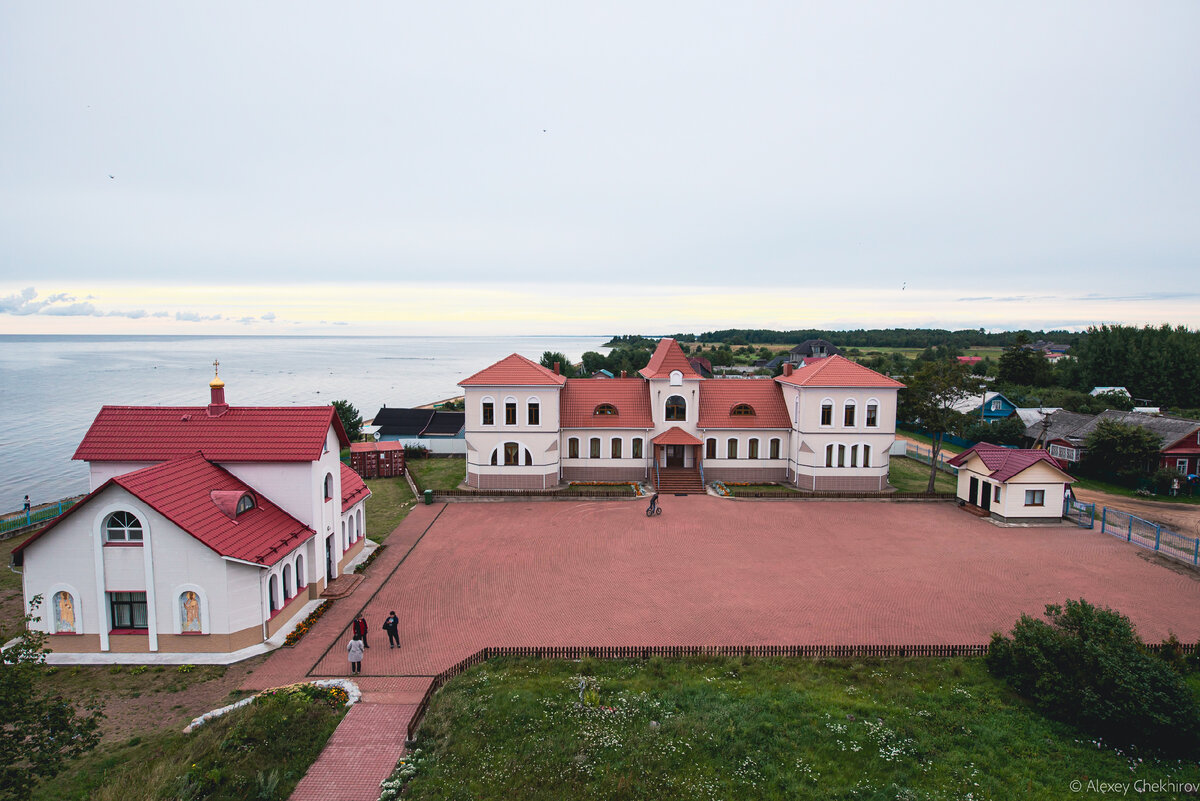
[731,403,755,416]
[236,494,255,515]
[669,370,683,386]
[594,403,618,416]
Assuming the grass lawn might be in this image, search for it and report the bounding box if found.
[365,476,417,542]
[33,684,348,801]
[561,483,638,496]
[403,656,1200,800]
[409,456,467,491]
[896,428,965,455]
[887,456,956,494]
[1073,476,1200,506]
[726,483,803,496]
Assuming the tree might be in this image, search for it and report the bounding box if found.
[900,360,982,492]
[1082,418,1161,484]
[1,597,103,800]
[539,351,570,375]
[997,336,1052,387]
[332,400,363,442]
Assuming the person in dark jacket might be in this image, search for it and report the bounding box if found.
[382,610,400,648]
[352,614,369,647]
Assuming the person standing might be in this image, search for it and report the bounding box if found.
[382,610,400,648]
[347,634,364,674]
[23,496,31,516]
[353,614,369,648]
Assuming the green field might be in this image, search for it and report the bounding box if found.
[887,456,956,493]
[400,656,1200,800]
[409,456,467,491]
[364,476,417,541]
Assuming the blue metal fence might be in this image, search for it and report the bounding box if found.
[1100,507,1199,567]
[0,499,78,535]
[1064,499,1095,529]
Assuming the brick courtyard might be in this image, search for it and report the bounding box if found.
[302,497,1199,680]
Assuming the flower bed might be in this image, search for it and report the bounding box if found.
[354,544,386,574]
[284,599,333,647]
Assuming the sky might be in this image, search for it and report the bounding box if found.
[2,2,1198,336]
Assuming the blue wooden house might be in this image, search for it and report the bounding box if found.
[952,391,1019,424]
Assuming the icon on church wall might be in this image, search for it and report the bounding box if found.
[54,591,76,633]
[181,591,201,632]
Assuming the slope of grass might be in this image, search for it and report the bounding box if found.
[403,656,1200,800]
[887,456,955,493]
[409,457,466,491]
[33,685,347,801]
[365,476,416,542]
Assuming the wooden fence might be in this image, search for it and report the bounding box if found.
[732,489,956,500]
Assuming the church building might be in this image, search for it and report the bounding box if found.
[13,367,369,659]
[459,338,903,492]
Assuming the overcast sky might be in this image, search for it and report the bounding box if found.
[2,2,1198,335]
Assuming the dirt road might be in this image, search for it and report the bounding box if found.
[1072,487,1200,538]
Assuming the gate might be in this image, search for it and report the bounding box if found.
[1064,499,1094,529]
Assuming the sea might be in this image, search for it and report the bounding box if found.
[0,335,610,513]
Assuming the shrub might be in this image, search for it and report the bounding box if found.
[987,599,1200,756]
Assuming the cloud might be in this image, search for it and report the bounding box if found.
[0,287,49,315]
[175,311,223,322]
[151,311,170,317]
[261,312,276,321]
[105,309,148,319]
[42,302,99,316]
[235,316,256,324]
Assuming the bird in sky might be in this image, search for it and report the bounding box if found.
[108,174,114,179]
[902,282,906,290]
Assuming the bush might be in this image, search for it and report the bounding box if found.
[987,599,1200,756]
[1149,467,1187,495]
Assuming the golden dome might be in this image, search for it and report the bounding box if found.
[209,359,225,388]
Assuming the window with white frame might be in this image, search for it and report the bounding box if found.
[568,437,580,458]
[528,401,540,425]
[837,444,846,467]
[324,473,334,501]
[825,444,834,467]
[706,438,717,459]
[1024,489,1045,507]
[611,438,622,458]
[844,400,856,427]
[770,438,781,459]
[666,395,686,421]
[590,437,601,458]
[505,400,517,425]
[850,445,858,467]
[109,591,147,630]
[820,401,833,426]
[482,400,495,426]
[632,438,643,459]
[727,438,738,459]
[104,511,143,543]
[866,402,878,427]
[748,438,759,459]
[862,444,871,468]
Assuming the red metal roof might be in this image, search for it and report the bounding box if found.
[775,355,905,389]
[651,427,703,446]
[458,354,567,387]
[696,380,791,429]
[73,405,349,463]
[947,443,1074,483]
[17,454,315,566]
[560,379,654,428]
[639,339,701,380]
[350,441,406,452]
[340,463,371,512]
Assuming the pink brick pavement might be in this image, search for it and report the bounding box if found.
[279,496,1198,800]
[288,702,418,801]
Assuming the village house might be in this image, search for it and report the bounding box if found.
[12,368,368,660]
[368,406,466,455]
[1025,409,1200,475]
[458,338,904,493]
[948,443,1075,523]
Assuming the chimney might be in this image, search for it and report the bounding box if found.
[620,370,627,378]
[208,359,229,417]
[782,363,793,377]
[553,362,560,375]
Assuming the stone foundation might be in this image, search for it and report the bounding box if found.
[467,471,559,490]
[704,466,788,483]
[562,465,647,482]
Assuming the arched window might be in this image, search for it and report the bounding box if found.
[296,554,306,589]
[727,438,738,459]
[866,400,879,428]
[105,511,143,542]
[180,591,202,633]
[527,400,540,425]
[324,473,334,501]
[504,397,518,425]
[504,442,520,466]
[53,591,77,633]
[820,401,834,426]
[850,445,858,468]
[490,449,498,465]
[844,400,857,427]
[524,447,532,466]
[342,521,347,550]
[594,403,618,416]
[666,395,686,421]
[611,438,622,458]
[236,494,255,515]
[838,444,846,467]
[481,398,495,426]
[770,438,781,459]
[731,403,755,416]
[590,438,601,458]
[269,575,280,612]
[283,564,294,599]
[357,509,363,537]
[706,438,717,459]
[748,438,759,459]
[568,437,580,458]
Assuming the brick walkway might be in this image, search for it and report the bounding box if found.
[288,702,418,801]
[279,495,1200,800]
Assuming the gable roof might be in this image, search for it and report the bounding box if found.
[1027,409,1200,451]
[951,391,1017,415]
[458,353,566,387]
[73,405,348,463]
[696,379,791,429]
[947,442,1073,483]
[340,463,371,512]
[371,407,465,437]
[422,410,466,436]
[15,454,314,566]
[775,355,904,389]
[639,338,701,380]
[789,339,840,358]
[652,426,703,446]
[560,379,654,428]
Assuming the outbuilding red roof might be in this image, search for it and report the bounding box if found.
[15,454,314,566]
[651,427,703,446]
[696,380,791,429]
[560,379,654,428]
[775,355,905,389]
[73,405,349,463]
[340,463,371,512]
[947,443,1074,483]
[639,339,701,380]
[458,354,567,387]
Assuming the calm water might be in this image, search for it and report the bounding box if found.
[0,335,608,512]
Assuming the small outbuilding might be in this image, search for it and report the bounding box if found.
[349,441,406,479]
[947,442,1074,524]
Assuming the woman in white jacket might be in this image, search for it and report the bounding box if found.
[347,634,365,674]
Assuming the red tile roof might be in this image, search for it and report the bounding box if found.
[639,339,701,380]
[696,380,791,429]
[560,379,654,428]
[73,405,349,463]
[16,454,314,566]
[652,427,703,446]
[458,354,567,387]
[340,463,371,512]
[775,355,905,389]
[947,443,1074,483]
